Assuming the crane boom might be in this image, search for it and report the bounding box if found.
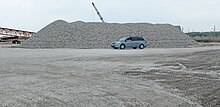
[92,2,105,23]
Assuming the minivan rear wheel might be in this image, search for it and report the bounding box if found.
[120,44,125,49]
[139,44,144,49]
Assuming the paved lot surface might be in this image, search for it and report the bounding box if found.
[0,46,220,107]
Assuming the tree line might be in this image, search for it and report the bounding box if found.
[186,32,220,37]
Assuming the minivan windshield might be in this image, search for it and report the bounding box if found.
[118,37,128,41]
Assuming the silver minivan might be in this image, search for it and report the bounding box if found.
[111,36,147,49]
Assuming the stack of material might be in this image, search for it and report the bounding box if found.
[22,20,198,48]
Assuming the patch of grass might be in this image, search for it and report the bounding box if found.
[0,44,24,48]
[8,46,21,48]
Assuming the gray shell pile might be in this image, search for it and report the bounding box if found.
[22,20,198,48]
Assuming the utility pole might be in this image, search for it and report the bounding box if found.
[92,2,105,23]
[213,26,216,36]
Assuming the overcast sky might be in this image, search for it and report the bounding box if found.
[0,0,219,32]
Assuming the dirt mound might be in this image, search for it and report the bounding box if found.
[22,20,198,48]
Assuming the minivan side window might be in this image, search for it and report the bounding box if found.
[138,37,144,41]
[126,37,132,41]
[131,37,138,41]
[131,37,144,41]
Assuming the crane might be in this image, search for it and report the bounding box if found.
[92,2,105,23]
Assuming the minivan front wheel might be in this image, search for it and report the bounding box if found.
[139,44,144,49]
[120,44,126,49]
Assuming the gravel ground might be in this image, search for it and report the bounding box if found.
[21,20,198,49]
[0,46,219,107]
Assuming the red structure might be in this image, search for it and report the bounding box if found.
[0,27,35,44]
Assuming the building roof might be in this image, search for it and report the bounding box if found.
[0,27,36,34]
